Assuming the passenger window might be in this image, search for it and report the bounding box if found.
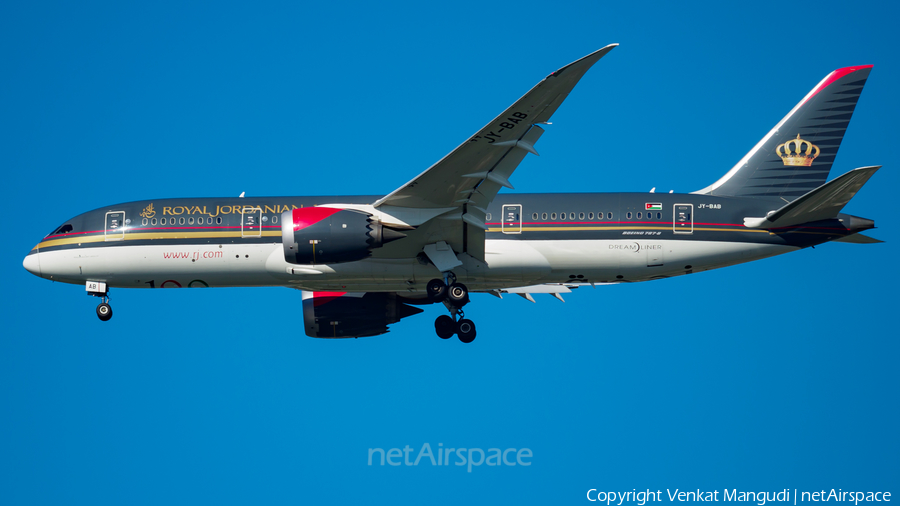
[657,212,662,220]
[532,213,538,220]
[588,212,594,220]
[208,217,213,224]
[179,217,185,225]
[607,212,613,220]
[626,212,632,219]
[570,213,575,220]
[637,212,642,219]
[551,213,557,220]
[578,212,584,220]
[151,218,157,225]
[272,215,278,224]
[542,213,547,220]
[216,217,222,224]
[560,213,566,220]
[162,218,168,225]
[485,213,492,221]
[188,217,194,225]
[142,218,148,226]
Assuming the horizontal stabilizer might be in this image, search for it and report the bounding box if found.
[834,233,883,244]
[743,166,880,229]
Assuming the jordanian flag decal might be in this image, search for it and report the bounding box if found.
[645,203,662,211]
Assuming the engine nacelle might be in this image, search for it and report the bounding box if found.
[302,291,425,338]
[281,207,405,265]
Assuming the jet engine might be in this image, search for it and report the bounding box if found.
[281,207,406,265]
[302,291,425,338]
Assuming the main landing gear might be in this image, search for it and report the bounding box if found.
[427,275,475,343]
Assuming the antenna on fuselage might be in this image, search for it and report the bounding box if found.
[649,187,655,193]
[239,192,245,198]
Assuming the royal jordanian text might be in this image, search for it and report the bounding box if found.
[586,490,891,505]
[158,204,299,217]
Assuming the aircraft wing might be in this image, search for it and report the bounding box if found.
[375,44,616,210]
[371,44,617,261]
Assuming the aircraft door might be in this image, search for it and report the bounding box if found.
[241,206,262,237]
[104,211,125,241]
[673,204,693,234]
[501,204,522,234]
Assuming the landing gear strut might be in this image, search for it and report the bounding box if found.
[428,275,476,343]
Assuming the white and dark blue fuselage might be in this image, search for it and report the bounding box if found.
[23,192,871,295]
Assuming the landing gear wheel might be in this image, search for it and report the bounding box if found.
[434,315,455,339]
[456,319,476,343]
[96,303,113,321]
[426,278,447,302]
[447,283,469,305]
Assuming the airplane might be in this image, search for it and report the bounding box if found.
[23,44,882,343]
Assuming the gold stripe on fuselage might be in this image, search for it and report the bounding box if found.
[34,224,794,251]
[35,230,282,250]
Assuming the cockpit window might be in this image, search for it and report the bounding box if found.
[48,224,73,236]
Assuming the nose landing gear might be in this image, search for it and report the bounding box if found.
[86,281,113,322]
[96,301,113,321]
[427,275,476,343]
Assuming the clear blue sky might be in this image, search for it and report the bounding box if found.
[2,1,898,504]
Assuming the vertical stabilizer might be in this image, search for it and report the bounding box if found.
[695,65,872,199]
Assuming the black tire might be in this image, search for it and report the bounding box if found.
[426,278,447,302]
[447,283,469,305]
[434,315,455,339]
[96,303,113,322]
[457,318,476,343]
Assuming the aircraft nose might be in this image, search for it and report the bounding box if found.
[23,252,42,278]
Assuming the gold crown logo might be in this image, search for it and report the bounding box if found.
[776,134,820,167]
